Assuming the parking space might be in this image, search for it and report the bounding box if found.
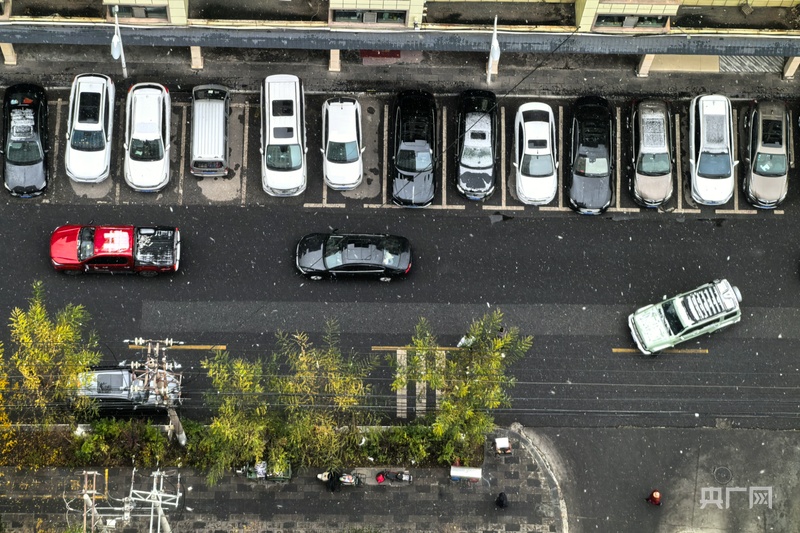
[4,86,793,218]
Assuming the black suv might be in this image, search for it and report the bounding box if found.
[391,90,437,207]
[568,96,613,215]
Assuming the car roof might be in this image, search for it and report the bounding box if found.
[94,226,135,255]
[325,98,359,142]
[639,103,668,152]
[699,98,729,149]
[463,112,492,149]
[130,86,164,138]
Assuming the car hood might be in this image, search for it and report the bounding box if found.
[457,167,494,197]
[694,175,733,204]
[325,160,362,188]
[5,161,46,194]
[634,172,673,204]
[264,167,305,193]
[517,173,557,204]
[630,305,671,352]
[570,174,612,210]
[393,169,435,206]
[749,174,787,205]
[126,157,169,191]
[296,233,326,272]
[50,225,81,266]
[66,146,108,182]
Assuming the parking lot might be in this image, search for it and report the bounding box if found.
[13,87,794,217]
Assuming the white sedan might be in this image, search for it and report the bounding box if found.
[65,74,115,183]
[514,102,558,205]
[321,97,364,190]
[124,83,171,192]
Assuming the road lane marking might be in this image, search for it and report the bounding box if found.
[128,344,227,350]
[613,347,709,354]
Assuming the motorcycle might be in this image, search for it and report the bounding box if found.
[376,470,413,484]
[317,470,363,491]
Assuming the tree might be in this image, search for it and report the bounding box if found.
[393,309,532,465]
[275,320,376,468]
[200,350,272,485]
[7,281,101,426]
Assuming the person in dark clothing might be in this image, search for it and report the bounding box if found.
[496,492,508,508]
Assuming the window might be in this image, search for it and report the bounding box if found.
[332,10,406,25]
[595,15,624,27]
[110,6,168,21]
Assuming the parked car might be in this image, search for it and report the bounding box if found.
[261,75,307,196]
[628,279,742,355]
[514,102,558,205]
[629,99,673,207]
[743,100,789,208]
[321,97,364,190]
[455,90,498,201]
[50,224,180,276]
[392,90,436,207]
[124,83,171,192]
[689,94,736,205]
[568,96,613,214]
[2,83,48,197]
[296,232,412,281]
[65,74,115,183]
[77,362,181,411]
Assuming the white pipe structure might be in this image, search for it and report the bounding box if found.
[111,6,128,78]
[486,16,500,84]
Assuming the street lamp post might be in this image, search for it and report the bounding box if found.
[486,16,500,85]
[110,6,128,78]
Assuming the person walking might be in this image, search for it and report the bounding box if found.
[646,489,662,506]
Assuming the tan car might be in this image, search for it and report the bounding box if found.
[630,99,673,207]
[744,100,789,209]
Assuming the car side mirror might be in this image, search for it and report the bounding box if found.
[259,147,263,154]
[733,160,739,167]
[555,162,559,168]
[512,162,518,168]
[320,148,324,154]
[360,147,365,153]
[123,143,128,150]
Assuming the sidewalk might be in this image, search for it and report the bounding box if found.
[0,426,564,533]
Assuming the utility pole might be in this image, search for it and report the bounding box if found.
[127,468,183,533]
[124,338,187,446]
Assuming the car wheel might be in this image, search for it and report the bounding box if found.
[63,269,82,276]
[379,276,392,283]
[139,271,159,278]
[309,275,323,281]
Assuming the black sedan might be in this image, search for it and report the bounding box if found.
[2,83,48,198]
[455,90,498,201]
[392,90,436,207]
[296,233,412,281]
[568,96,613,215]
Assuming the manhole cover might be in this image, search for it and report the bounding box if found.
[714,466,732,485]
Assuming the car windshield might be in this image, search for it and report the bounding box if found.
[754,153,787,177]
[266,144,302,171]
[6,139,42,165]
[322,235,344,269]
[637,152,671,176]
[129,138,164,162]
[520,153,553,177]
[396,148,432,172]
[573,154,608,177]
[71,130,105,152]
[662,301,684,336]
[326,140,359,164]
[78,226,95,261]
[697,152,731,179]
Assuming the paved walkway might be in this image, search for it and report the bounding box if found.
[0,425,564,532]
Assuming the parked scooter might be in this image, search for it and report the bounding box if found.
[317,470,363,491]
[376,470,413,484]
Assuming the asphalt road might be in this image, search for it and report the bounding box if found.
[0,83,798,433]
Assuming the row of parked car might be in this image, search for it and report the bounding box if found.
[2,77,790,211]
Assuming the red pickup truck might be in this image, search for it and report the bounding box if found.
[50,225,180,276]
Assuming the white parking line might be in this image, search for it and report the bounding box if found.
[241,103,249,206]
[441,105,448,208]
[608,106,639,214]
[46,99,64,203]
[178,105,187,206]
[674,113,701,215]
[484,105,522,211]
[363,104,390,209]
[717,107,756,215]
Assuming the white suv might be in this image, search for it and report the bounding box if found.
[124,83,171,192]
[260,75,307,196]
[689,95,737,205]
[65,74,115,183]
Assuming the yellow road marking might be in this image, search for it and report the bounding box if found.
[372,346,462,352]
[128,344,227,350]
[613,347,709,354]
